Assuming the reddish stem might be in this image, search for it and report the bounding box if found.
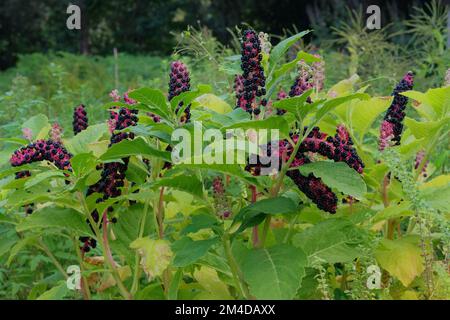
[250,185,259,247]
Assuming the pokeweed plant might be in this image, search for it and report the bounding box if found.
[0,29,448,301]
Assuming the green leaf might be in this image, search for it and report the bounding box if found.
[181,213,219,235]
[100,137,171,162]
[240,245,307,299]
[151,174,204,199]
[170,84,213,110]
[223,116,290,138]
[16,207,91,235]
[22,114,50,140]
[272,51,320,80]
[36,281,69,300]
[351,97,392,140]
[24,170,65,189]
[172,237,219,267]
[404,117,448,139]
[64,123,108,155]
[130,238,173,280]
[292,218,366,264]
[232,197,298,234]
[375,236,425,286]
[193,93,232,114]
[168,268,184,300]
[309,93,370,128]
[128,87,171,119]
[269,31,311,71]
[402,87,450,120]
[298,161,367,199]
[70,152,97,177]
[371,201,413,223]
[193,266,233,300]
[272,90,313,117]
[7,236,38,266]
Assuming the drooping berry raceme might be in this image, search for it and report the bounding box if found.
[378,71,414,150]
[245,125,364,213]
[73,104,88,135]
[82,106,138,252]
[10,139,72,171]
[169,61,191,124]
[10,139,73,216]
[289,60,314,99]
[236,29,266,115]
[212,176,231,219]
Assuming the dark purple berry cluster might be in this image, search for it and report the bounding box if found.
[169,61,191,101]
[169,61,192,124]
[234,74,245,102]
[276,88,288,115]
[236,30,266,115]
[287,166,338,213]
[295,126,364,174]
[73,104,88,135]
[10,139,72,171]
[82,106,138,252]
[245,125,364,213]
[379,71,414,150]
[14,170,34,214]
[212,176,231,219]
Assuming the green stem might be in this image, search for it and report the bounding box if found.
[131,200,151,295]
[222,233,250,299]
[37,239,68,280]
[101,211,133,300]
[74,239,92,300]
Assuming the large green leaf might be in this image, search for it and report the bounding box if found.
[298,161,367,199]
[402,87,450,120]
[232,197,298,233]
[292,218,366,264]
[130,237,173,280]
[100,137,171,162]
[64,123,108,155]
[272,90,313,117]
[240,245,307,299]
[404,117,448,139]
[375,236,425,286]
[151,174,204,199]
[309,93,370,128]
[269,31,311,71]
[172,237,219,267]
[24,170,65,189]
[351,97,392,140]
[70,152,97,177]
[16,207,91,235]
[22,114,51,140]
[128,87,171,119]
